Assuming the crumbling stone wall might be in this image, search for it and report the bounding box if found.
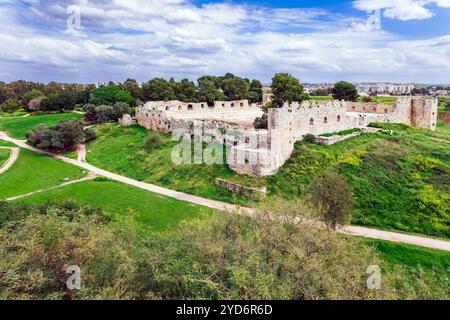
[137,97,438,178]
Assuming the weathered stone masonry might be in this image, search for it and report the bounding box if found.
[136,97,438,177]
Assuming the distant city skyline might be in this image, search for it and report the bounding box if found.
[0,0,450,83]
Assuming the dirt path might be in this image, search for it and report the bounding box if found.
[76,144,87,163]
[1,131,449,252]
[0,147,20,175]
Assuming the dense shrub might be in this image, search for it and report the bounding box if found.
[145,133,164,151]
[0,99,21,113]
[0,200,447,300]
[303,134,316,143]
[84,102,132,124]
[27,119,95,152]
[253,113,268,129]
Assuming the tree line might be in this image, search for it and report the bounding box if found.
[0,74,264,115]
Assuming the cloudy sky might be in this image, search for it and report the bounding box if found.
[0,0,449,84]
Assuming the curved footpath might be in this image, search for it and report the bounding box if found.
[1,131,449,252]
[0,146,20,175]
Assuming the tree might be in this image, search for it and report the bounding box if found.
[221,77,250,101]
[271,73,306,107]
[121,78,141,99]
[308,171,354,230]
[248,80,263,103]
[141,78,176,102]
[196,77,226,104]
[176,79,197,102]
[89,85,135,106]
[39,93,75,112]
[27,119,95,152]
[83,102,131,124]
[0,99,21,113]
[332,81,358,102]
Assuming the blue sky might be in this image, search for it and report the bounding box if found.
[0,0,449,84]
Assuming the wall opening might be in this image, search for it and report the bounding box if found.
[324,117,328,124]
[337,115,341,122]
[310,118,314,126]
[187,104,193,111]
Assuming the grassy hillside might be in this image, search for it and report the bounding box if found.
[364,239,450,298]
[86,108,449,238]
[17,179,214,232]
[87,124,259,205]
[271,121,449,238]
[0,149,86,199]
[0,113,83,139]
[0,148,10,167]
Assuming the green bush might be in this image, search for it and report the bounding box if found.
[145,133,164,151]
[303,134,316,143]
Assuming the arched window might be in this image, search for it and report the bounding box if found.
[178,106,182,110]
[384,108,388,114]
[166,106,170,111]
[240,102,244,107]
[324,117,328,124]
[201,104,205,108]
[337,115,341,122]
[187,104,193,111]
[231,103,235,107]
[310,118,314,126]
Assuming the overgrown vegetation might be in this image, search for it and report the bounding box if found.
[0,200,448,300]
[84,102,132,124]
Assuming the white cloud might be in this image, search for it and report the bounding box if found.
[353,0,450,20]
[0,0,448,83]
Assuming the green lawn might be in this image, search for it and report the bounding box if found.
[357,96,398,104]
[0,149,86,199]
[309,96,333,102]
[87,124,261,205]
[18,179,213,231]
[0,113,83,139]
[0,148,10,167]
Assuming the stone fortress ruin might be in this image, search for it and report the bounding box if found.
[136,96,438,177]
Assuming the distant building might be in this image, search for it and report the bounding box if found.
[357,83,415,95]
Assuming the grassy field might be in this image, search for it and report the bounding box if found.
[0,149,86,199]
[87,124,260,205]
[18,179,213,232]
[357,96,398,104]
[309,96,398,104]
[0,148,10,167]
[309,95,333,101]
[0,113,83,139]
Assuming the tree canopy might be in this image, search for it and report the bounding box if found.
[271,73,306,107]
[331,81,358,102]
